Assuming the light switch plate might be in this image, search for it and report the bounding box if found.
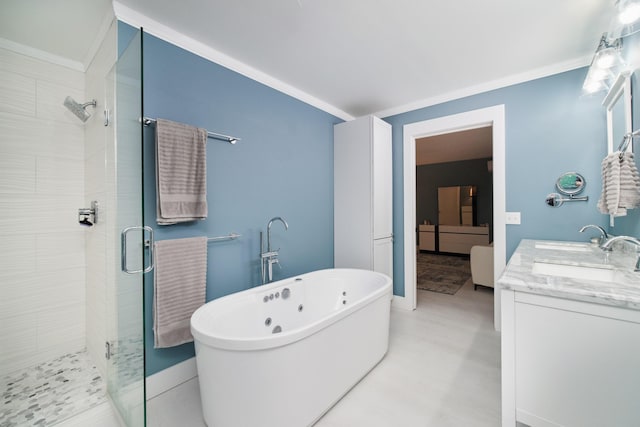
[505,212,521,224]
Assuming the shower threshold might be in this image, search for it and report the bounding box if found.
[0,350,106,427]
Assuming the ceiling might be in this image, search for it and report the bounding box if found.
[114,0,613,118]
[1,0,613,118]
[1,0,113,70]
[417,127,493,165]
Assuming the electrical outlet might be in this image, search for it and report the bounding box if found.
[506,212,521,225]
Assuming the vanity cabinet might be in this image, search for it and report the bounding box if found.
[502,290,640,427]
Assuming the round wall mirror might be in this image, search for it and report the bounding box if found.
[555,172,585,196]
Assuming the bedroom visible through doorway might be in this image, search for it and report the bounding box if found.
[415,127,493,299]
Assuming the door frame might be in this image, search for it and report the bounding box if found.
[397,105,506,330]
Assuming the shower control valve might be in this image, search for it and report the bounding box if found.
[78,201,98,227]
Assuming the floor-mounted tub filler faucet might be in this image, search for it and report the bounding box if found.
[579,224,609,247]
[260,217,289,284]
[600,235,640,272]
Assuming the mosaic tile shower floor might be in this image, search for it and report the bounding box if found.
[0,351,106,427]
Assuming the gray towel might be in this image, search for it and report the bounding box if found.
[597,151,640,216]
[155,118,208,225]
[153,236,208,348]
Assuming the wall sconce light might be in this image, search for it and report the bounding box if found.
[610,0,640,38]
[582,33,623,94]
[582,0,640,95]
[594,36,623,68]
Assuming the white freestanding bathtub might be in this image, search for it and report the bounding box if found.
[191,268,393,427]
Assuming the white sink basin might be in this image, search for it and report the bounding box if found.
[534,242,592,252]
[532,260,616,282]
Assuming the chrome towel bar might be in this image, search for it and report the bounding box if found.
[144,233,241,248]
[141,117,240,144]
[207,233,242,242]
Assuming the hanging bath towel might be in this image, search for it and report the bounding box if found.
[155,118,208,225]
[597,151,640,216]
[153,236,208,348]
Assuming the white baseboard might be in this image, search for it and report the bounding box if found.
[146,357,197,400]
[391,295,414,311]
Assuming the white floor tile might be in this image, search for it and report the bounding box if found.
[146,378,205,427]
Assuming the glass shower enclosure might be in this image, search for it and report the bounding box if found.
[0,5,147,426]
[107,28,147,426]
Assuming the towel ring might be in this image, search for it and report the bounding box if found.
[618,130,640,160]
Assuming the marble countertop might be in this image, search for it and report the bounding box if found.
[497,239,640,310]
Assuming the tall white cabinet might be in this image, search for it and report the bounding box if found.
[334,115,393,279]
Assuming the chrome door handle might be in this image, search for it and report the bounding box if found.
[121,226,154,274]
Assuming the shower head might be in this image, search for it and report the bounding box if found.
[63,96,97,122]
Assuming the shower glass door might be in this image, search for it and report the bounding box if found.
[107,28,146,426]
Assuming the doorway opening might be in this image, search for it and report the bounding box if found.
[400,105,506,330]
[415,128,493,297]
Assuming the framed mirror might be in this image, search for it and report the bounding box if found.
[603,72,633,226]
[603,72,632,154]
[437,185,477,226]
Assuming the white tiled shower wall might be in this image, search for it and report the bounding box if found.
[0,19,117,378]
[0,47,87,375]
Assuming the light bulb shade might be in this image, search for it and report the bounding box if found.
[619,0,640,24]
[594,47,620,68]
[611,0,640,38]
[582,33,623,94]
[582,55,617,94]
[582,77,609,94]
[588,67,610,81]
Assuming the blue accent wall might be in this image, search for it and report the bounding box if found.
[118,22,138,58]
[384,69,611,297]
[137,31,341,375]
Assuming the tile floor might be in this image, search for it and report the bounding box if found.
[147,278,501,426]
[0,351,106,427]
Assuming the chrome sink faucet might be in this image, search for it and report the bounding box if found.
[260,217,289,284]
[579,224,609,247]
[600,235,640,272]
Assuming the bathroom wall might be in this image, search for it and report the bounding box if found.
[384,68,609,296]
[416,158,493,235]
[0,47,86,375]
[84,19,117,378]
[124,26,627,375]
[134,28,342,376]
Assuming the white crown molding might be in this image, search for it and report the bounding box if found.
[112,1,354,121]
[0,37,85,72]
[375,56,592,119]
